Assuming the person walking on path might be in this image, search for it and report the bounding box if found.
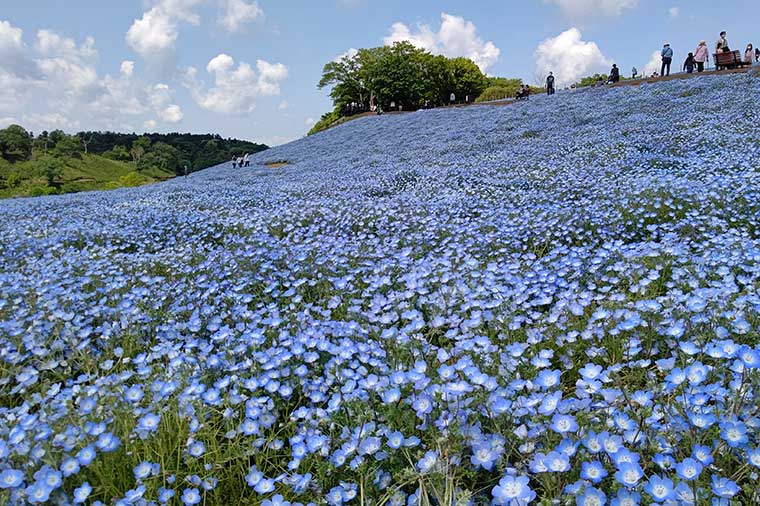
[231,156,237,169]
[745,44,754,64]
[609,64,620,83]
[694,41,709,72]
[683,53,696,73]
[661,43,674,77]
[716,31,729,53]
[546,72,556,95]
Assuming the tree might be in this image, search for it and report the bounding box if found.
[0,125,32,161]
[37,155,63,187]
[130,136,151,167]
[140,142,181,174]
[54,135,83,158]
[448,57,487,102]
[102,145,132,162]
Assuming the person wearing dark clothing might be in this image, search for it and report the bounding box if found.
[661,43,673,77]
[609,64,620,83]
[756,47,760,62]
[683,53,696,73]
[546,72,556,95]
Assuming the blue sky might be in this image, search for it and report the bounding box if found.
[1,0,757,146]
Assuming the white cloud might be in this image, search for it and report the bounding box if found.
[126,0,203,60]
[668,6,679,18]
[120,60,135,77]
[34,30,100,97]
[534,28,612,87]
[0,20,187,132]
[545,0,638,17]
[278,100,289,110]
[21,112,80,131]
[183,53,288,114]
[218,0,264,33]
[148,83,184,123]
[384,13,500,72]
[143,119,158,129]
[642,50,662,76]
[0,116,18,129]
[334,47,358,62]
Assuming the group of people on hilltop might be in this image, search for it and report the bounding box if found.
[661,31,758,77]
[541,29,757,95]
[231,153,251,168]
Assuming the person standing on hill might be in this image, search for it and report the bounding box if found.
[661,43,674,77]
[231,156,237,169]
[716,31,729,53]
[632,66,638,79]
[683,53,696,73]
[546,72,556,95]
[694,41,709,72]
[609,64,620,83]
[756,47,760,62]
[745,44,754,64]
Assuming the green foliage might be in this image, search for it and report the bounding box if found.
[476,85,522,103]
[0,124,32,162]
[102,145,132,162]
[37,155,63,186]
[53,135,83,159]
[138,142,181,173]
[316,42,491,132]
[104,172,146,190]
[308,108,344,135]
[447,57,487,101]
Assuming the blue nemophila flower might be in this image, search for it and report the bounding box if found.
[73,482,92,504]
[577,486,606,506]
[644,475,674,502]
[263,494,292,506]
[551,414,578,434]
[187,439,206,458]
[711,475,739,499]
[25,482,52,504]
[614,462,644,487]
[416,450,438,473]
[719,421,748,448]
[580,461,608,483]
[491,474,535,505]
[675,458,703,481]
[181,487,201,505]
[610,489,640,506]
[0,469,24,489]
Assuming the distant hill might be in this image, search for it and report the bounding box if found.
[77,131,268,172]
[0,126,268,199]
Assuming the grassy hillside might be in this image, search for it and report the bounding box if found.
[0,153,174,199]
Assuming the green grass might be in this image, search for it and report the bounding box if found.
[0,154,175,199]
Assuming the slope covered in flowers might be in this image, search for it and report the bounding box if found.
[1,73,760,506]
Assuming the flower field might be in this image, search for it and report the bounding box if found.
[2,73,760,506]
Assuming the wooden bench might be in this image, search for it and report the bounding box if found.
[714,50,751,70]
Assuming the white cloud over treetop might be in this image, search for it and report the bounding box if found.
[534,28,612,88]
[384,13,500,73]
